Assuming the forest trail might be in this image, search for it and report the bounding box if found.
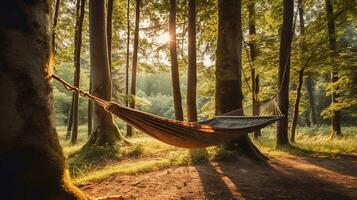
[81,155,357,200]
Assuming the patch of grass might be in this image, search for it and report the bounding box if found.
[254,126,357,157]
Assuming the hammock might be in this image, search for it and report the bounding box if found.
[53,74,282,148]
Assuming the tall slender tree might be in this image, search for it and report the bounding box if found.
[126,0,130,108]
[216,0,266,160]
[248,0,261,139]
[52,0,61,54]
[107,0,114,71]
[0,1,87,198]
[291,0,306,142]
[169,0,184,121]
[128,0,142,137]
[86,0,125,146]
[277,0,294,147]
[71,0,86,144]
[126,0,132,136]
[325,0,341,136]
[187,0,197,122]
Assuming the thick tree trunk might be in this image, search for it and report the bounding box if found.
[128,0,141,137]
[52,0,61,54]
[248,1,261,139]
[126,0,131,137]
[107,0,113,72]
[305,76,317,125]
[0,1,87,198]
[216,0,266,161]
[291,69,304,142]
[277,0,294,147]
[86,0,124,146]
[325,0,341,136]
[71,0,86,145]
[187,0,197,122]
[169,0,184,121]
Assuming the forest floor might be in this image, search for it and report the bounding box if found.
[80,155,357,200]
[57,126,357,200]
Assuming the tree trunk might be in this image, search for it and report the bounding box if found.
[71,0,86,145]
[325,0,341,136]
[128,0,141,137]
[107,0,113,72]
[52,0,61,54]
[169,0,184,121]
[126,0,130,108]
[290,0,305,143]
[187,0,197,122]
[216,0,266,161]
[0,1,87,198]
[86,0,124,146]
[88,82,92,137]
[66,96,74,139]
[248,1,261,139]
[277,0,294,147]
[126,0,132,137]
[291,69,304,142]
[305,76,317,125]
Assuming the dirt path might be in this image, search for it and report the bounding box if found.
[81,156,357,200]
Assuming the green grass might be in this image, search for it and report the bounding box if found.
[255,126,357,157]
[58,125,357,185]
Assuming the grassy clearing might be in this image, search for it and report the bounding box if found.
[58,125,357,185]
[256,126,357,157]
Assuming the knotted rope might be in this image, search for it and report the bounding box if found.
[51,74,110,108]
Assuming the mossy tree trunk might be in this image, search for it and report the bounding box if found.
[86,0,125,147]
[277,0,294,147]
[125,0,131,137]
[0,1,87,199]
[169,0,184,121]
[187,0,197,122]
[215,0,266,161]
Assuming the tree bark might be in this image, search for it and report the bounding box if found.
[187,0,197,122]
[291,69,304,142]
[325,0,341,136]
[248,1,261,139]
[71,0,86,145]
[107,0,114,72]
[216,0,266,161]
[0,1,87,198]
[169,0,184,121]
[128,0,141,137]
[277,0,294,147]
[86,0,124,146]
